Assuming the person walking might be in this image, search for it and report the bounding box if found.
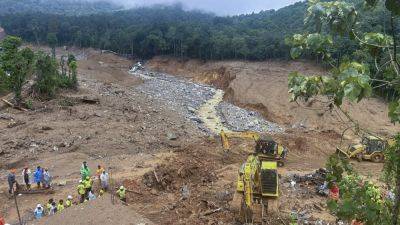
[43,168,52,189]
[7,169,16,194]
[34,204,44,219]
[80,161,91,180]
[77,180,86,203]
[22,166,31,190]
[116,186,127,202]
[100,170,109,192]
[34,166,44,189]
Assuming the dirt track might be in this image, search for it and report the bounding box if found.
[1,49,397,224]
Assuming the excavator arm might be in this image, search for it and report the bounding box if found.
[220,130,260,151]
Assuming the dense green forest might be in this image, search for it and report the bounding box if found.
[0,0,122,16]
[0,1,397,61]
[0,3,307,60]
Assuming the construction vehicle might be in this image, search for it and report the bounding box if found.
[225,131,283,224]
[336,135,395,163]
[220,130,287,167]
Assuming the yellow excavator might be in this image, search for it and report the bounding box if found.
[336,135,395,163]
[220,130,286,224]
[220,130,287,166]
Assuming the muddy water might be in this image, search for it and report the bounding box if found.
[197,89,231,134]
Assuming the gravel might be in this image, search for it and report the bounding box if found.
[130,69,284,134]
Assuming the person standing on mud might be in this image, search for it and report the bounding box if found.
[34,166,44,189]
[7,169,16,194]
[80,161,91,180]
[43,168,52,189]
[100,170,109,191]
[22,166,32,190]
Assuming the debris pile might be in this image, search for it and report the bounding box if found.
[130,67,284,134]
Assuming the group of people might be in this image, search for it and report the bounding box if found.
[32,162,114,221]
[4,161,128,223]
[33,197,73,219]
[7,165,52,194]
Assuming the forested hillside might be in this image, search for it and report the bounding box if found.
[0,3,307,60]
[0,1,397,60]
[0,0,122,16]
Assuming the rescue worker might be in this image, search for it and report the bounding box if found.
[57,200,65,212]
[34,166,44,189]
[80,161,91,180]
[46,199,54,215]
[34,204,44,219]
[116,186,126,202]
[22,166,31,190]
[77,180,86,203]
[7,169,16,194]
[66,195,73,207]
[289,211,298,225]
[83,176,93,198]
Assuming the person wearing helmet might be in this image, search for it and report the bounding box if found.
[66,196,73,207]
[116,186,126,202]
[34,204,44,219]
[77,180,86,203]
[83,176,93,199]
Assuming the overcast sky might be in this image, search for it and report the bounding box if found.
[111,0,301,15]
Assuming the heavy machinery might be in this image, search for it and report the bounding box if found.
[222,131,284,224]
[336,135,395,163]
[220,130,287,166]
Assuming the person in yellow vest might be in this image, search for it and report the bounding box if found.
[46,199,54,215]
[116,186,126,202]
[77,180,86,203]
[57,200,65,212]
[66,195,73,207]
[83,176,93,199]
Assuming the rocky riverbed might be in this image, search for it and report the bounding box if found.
[130,68,284,134]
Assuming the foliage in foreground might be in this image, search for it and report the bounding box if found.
[287,0,400,224]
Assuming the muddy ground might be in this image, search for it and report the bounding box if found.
[0,49,397,225]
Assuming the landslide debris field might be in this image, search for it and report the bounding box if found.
[0,48,398,225]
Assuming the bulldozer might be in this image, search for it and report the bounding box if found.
[222,131,283,224]
[336,135,395,163]
[220,130,287,166]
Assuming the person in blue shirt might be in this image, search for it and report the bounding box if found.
[34,204,44,219]
[34,166,44,189]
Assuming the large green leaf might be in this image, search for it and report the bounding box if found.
[290,46,303,59]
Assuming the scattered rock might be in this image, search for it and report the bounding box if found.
[167,132,178,140]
